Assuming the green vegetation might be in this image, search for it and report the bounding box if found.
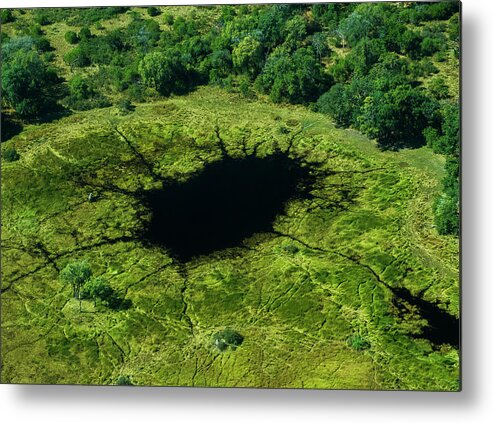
[2,147,20,162]
[213,329,244,352]
[1,3,460,391]
[59,261,92,312]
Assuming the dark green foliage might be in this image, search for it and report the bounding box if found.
[359,85,440,150]
[163,13,174,26]
[338,3,385,47]
[316,84,353,127]
[428,102,459,155]
[2,48,60,119]
[78,27,92,42]
[147,7,161,17]
[347,334,370,351]
[139,50,191,96]
[116,375,133,386]
[33,10,52,26]
[64,74,111,111]
[2,147,20,162]
[60,261,91,311]
[311,32,330,59]
[428,77,450,100]
[117,98,135,115]
[29,7,128,26]
[64,30,80,45]
[408,2,460,24]
[213,328,244,352]
[347,38,386,76]
[64,46,91,68]
[232,35,264,77]
[81,277,112,305]
[255,47,330,104]
[0,114,23,142]
[434,190,459,236]
[1,9,15,24]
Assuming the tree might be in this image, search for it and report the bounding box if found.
[81,277,113,306]
[232,36,263,77]
[2,49,59,119]
[59,261,92,312]
[64,30,80,45]
[64,46,91,68]
[139,50,188,95]
[255,46,330,104]
[147,7,161,17]
[68,74,92,101]
[1,9,15,24]
[316,84,352,127]
[311,32,330,60]
[359,85,439,150]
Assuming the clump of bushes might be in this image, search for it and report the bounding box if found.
[64,30,80,45]
[213,328,244,352]
[117,98,135,115]
[1,9,15,24]
[347,334,370,351]
[2,147,20,162]
[59,260,131,311]
[147,7,161,17]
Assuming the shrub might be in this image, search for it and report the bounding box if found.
[1,9,15,24]
[2,49,60,119]
[213,328,244,352]
[163,13,174,26]
[78,26,92,41]
[64,46,91,68]
[117,98,135,115]
[34,11,52,26]
[64,30,80,44]
[347,334,370,351]
[116,375,133,386]
[2,147,20,162]
[434,192,459,236]
[147,7,161,17]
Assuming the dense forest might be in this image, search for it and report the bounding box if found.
[1,2,460,235]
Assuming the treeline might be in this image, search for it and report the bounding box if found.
[1,2,459,235]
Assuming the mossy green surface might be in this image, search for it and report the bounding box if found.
[1,86,459,390]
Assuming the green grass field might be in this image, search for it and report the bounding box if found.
[1,86,459,390]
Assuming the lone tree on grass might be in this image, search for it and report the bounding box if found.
[59,260,91,312]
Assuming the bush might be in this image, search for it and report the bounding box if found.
[347,334,370,351]
[147,7,161,17]
[64,46,91,68]
[64,30,80,44]
[2,49,60,119]
[359,85,440,150]
[1,9,15,24]
[163,13,174,26]
[34,11,52,26]
[213,328,244,352]
[116,375,133,386]
[434,192,459,236]
[117,98,135,115]
[255,46,331,104]
[2,147,20,162]
[139,50,190,96]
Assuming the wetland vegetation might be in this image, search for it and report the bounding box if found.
[1,2,460,390]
